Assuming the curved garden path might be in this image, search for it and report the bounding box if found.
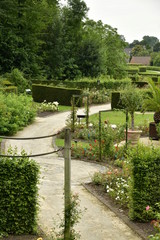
[5,103,141,240]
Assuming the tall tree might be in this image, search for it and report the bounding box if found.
[131,45,150,56]
[0,0,52,76]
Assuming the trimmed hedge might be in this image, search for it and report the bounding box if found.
[139,66,146,72]
[147,66,160,72]
[127,68,139,74]
[128,145,160,222]
[111,92,123,110]
[0,154,40,234]
[132,81,148,88]
[152,76,158,82]
[0,86,17,94]
[1,80,13,86]
[32,84,83,106]
[32,79,131,90]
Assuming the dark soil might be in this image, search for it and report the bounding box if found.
[38,111,59,118]
[84,182,155,240]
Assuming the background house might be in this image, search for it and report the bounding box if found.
[130,56,151,65]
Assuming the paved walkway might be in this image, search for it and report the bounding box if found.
[5,103,142,240]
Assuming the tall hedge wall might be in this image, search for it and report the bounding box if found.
[0,155,40,234]
[32,84,83,106]
[128,145,160,222]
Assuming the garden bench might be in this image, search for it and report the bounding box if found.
[77,114,86,124]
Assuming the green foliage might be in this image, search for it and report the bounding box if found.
[120,84,143,130]
[111,92,123,110]
[77,37,104,78]
[0,93,36,135]
[131,45,150,56]
[7,68,28,93]
[147,66,160,72]
[139,66,147,72]
[92,164,130,207]
[32,84,82,106]
[142,79,160,112]
[153,53,160,67]
[0,86,17,94]
[128,145,160,222]
[83,88,110,104]
[0,148,40,235]
[37,100,59,112]
[153,42,160,52]
[127,67,139,74]
[0,0,51,76]
[51,193,82,240]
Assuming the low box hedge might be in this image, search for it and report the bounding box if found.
[139,66,147,72]
[147,66,160,72]
[32,84,83,106]
[152,76,158,82]
[128,145,160,222]
[132,81,148,88]
[111,92,124,110]
[0,86,17,94]
[32,79,131,90]
[0,154,40,234]
[127,68,139,74]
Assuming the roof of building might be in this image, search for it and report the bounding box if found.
[130,56,151,65]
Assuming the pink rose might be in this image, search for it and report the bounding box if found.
[146,205,150,211]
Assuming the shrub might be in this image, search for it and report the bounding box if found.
[132,81,148,88]
[147,66,160,72]
[128,145,160,222]
[152,76,158,82]
[32,84,82,106]
[120,84,143,130]
[127,68,139,74]
[0,149,40,235]
[111,92,123,110]
[0,86,17,94]
[37,100,59,112]
[139,66,147,72]
[83,88,110,104]
[32,78,131,90]
[0,93,36,135]
[7,69,28,93]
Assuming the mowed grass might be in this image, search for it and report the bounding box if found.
[55,138,90,148]
[89,110,154,127]
[58,105,71,112]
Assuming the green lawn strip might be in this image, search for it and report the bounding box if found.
[88,110,154,127]
[55,138,90,148]
[58,105,71,112]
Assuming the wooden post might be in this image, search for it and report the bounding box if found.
[72,97,75,132]
[86,95,89,129]
[99,111,102,161]
[126,110,128,148]
[64,128,71,240]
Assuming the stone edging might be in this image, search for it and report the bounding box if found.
[83,183,148,240]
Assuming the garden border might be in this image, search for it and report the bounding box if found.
[83,183,148,240]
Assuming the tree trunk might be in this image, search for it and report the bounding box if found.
[131,112,134,131]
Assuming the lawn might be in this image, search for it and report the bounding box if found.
[58,105,71,112]
[55,138,90,148]
[89,110,154,128]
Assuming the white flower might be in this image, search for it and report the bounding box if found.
[53,101,59,106]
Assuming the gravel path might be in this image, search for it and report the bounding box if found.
[5,103,142,240]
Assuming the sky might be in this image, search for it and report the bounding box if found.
[60,0,160,43]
